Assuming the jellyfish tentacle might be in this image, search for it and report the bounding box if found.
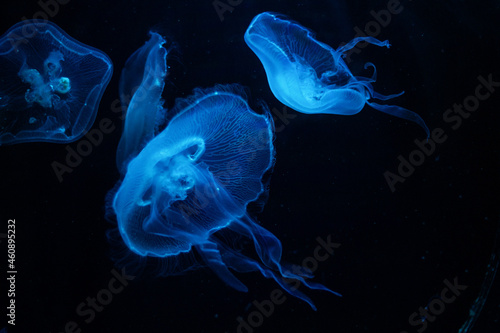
[367,101,431,138]
[371,90,405,101]
[336,36,390,55]
[220,217,342,310]
[196,242,248,292]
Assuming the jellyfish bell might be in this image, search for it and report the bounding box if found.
[0,20,113,145]
[114,84,274,257]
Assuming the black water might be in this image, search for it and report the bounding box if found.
[1,1,499,332]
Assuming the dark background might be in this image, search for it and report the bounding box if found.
[1,0,499,332]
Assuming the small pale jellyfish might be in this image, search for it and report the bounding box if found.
[0,20,113,145]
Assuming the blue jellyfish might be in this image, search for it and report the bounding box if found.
[244,12,429,137]
[111,81,338,309]
[116,32,168,173]
[0,20,113,145]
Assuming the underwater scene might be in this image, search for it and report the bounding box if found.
[1,0,499,332]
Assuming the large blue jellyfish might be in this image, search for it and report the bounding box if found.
[244,12,429,136]
[113,84,338,309]
[109,33,338,309]
[0,20,113,145]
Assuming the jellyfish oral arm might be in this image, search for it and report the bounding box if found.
[196,242,249,292]
[336,36,391,55]
[367,101,430,137]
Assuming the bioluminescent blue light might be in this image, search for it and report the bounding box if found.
[116,32,168,174]
[0,20,113,145]
[244,12,429,137]
[112,84,339,309]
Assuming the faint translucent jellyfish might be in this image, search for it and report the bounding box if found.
[0,20,113,144]
[245,12,429,136]
[116,32,169,173]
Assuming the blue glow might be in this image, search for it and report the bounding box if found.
[112,82,339,309]
[245,12,429,137]
[0,20,113,144]
[116,32,168,173]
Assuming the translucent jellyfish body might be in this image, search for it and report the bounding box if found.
[113,84,338,309]
[0,20,113,144]
[110,31,339,310]
[116,32,168,172]
[245,12,429,136]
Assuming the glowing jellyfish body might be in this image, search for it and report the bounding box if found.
[116,32,168,173]
[0,20,113,144]
[245,12,429,136]
[112,83,338,309]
